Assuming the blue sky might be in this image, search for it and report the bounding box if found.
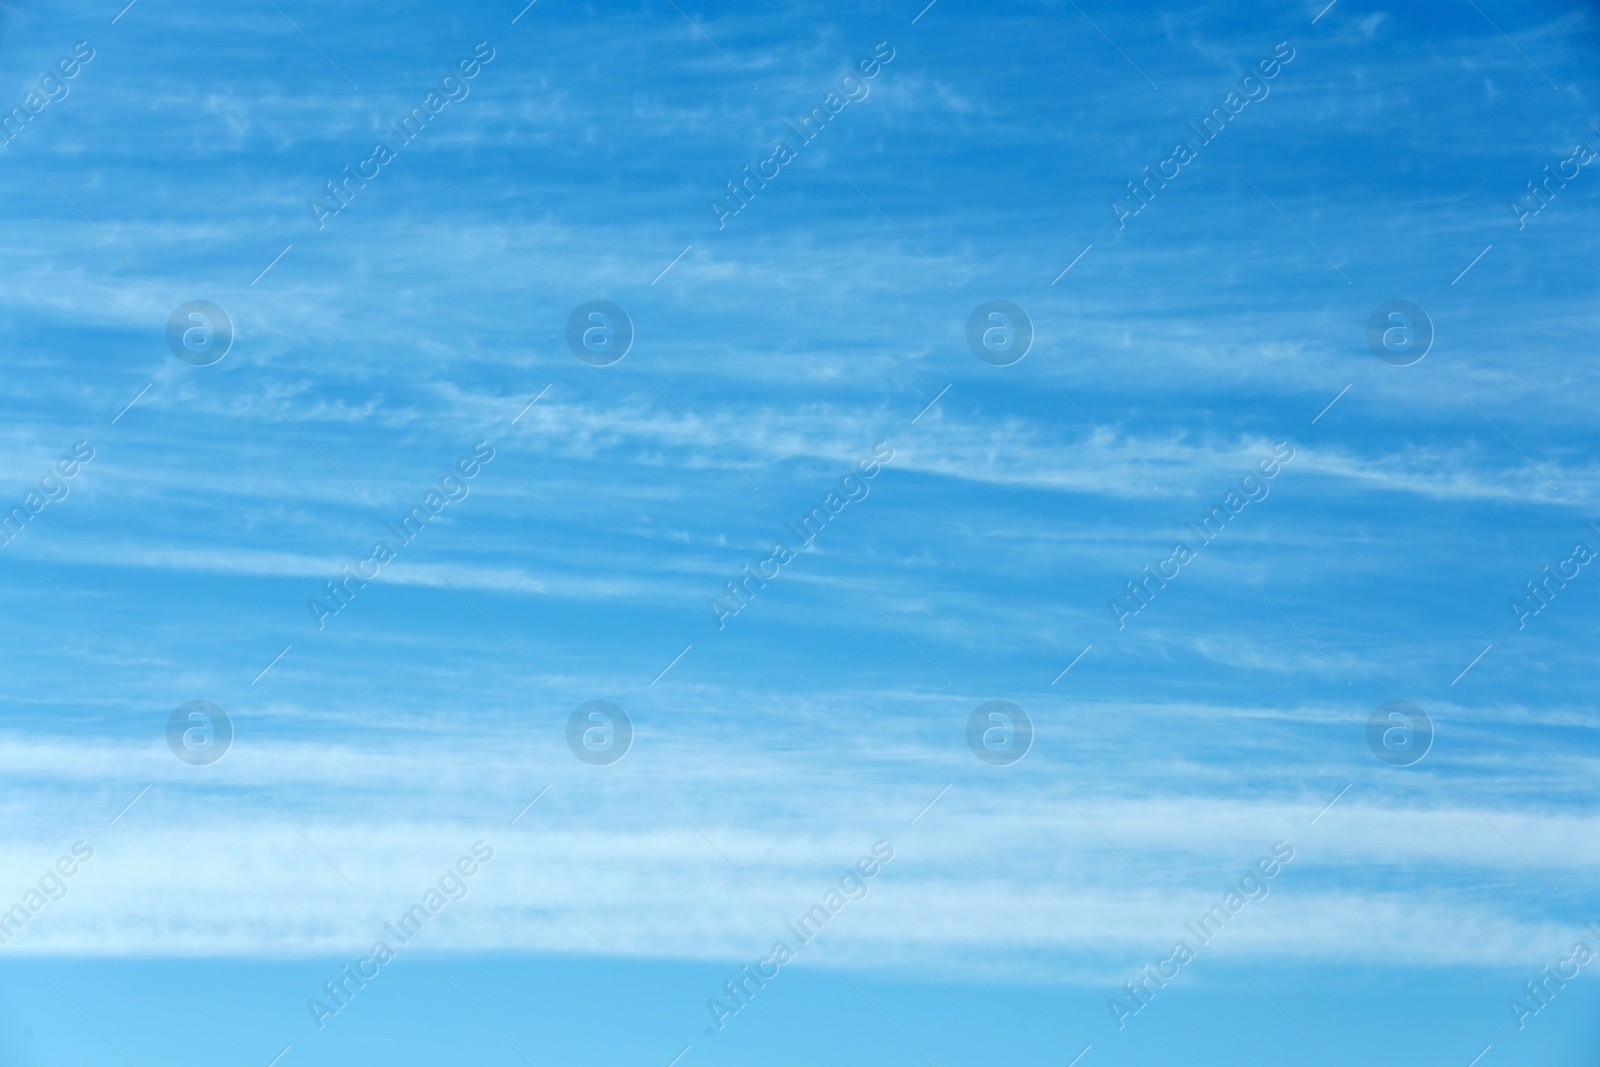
[0,0,1596,1064]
